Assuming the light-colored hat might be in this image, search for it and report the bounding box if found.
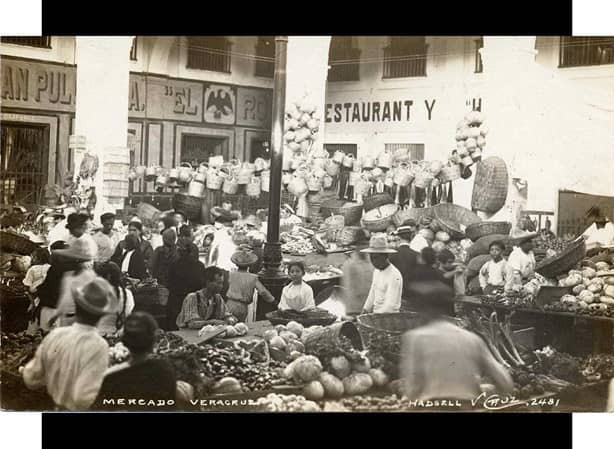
[394,225,415,237]
[73,278,118,316]
[244,215,260,228]
[53,237,97,261]
[360,234,397,254]
[516,232,539,244]
[231,250,258,267]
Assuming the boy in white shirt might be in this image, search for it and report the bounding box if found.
[479,240,507,295]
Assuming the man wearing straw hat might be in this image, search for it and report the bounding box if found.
[22,278,117,410]
[360,234,403,315]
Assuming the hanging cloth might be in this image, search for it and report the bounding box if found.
[447,182,454,203]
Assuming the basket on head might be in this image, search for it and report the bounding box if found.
[465,221,512,242]
[535,237,586,279]
[471,156,509,214]
[361,203,399,232]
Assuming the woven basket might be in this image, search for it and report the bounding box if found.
[362,193,394,212]
[173,193,203,221]
[356,312,424,356]
[465,221,512,242]
[0,231,39,255]
[392,207,433,227]
[246,179,261,198]
[471,156,509,213]
[206,173,223,190]
[320,201,363,227]
[361,204,399,232]
[535,237,586,279]
[324,215,346,242]
[432,203,482,227]
[438,164,461,183]
[223,178,239,195]
[433,217,465,240]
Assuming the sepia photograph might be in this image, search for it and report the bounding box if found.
[1,34,614,414]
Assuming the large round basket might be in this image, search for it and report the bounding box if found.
[471,156,509,214]
[0,231,39,256]
[320,200,363,226]
[392,207,433,227]
[433,217,465,241]
[362,193,394,212]
[356,312,425,357]
[361,203,399,232]
[173,193,203,222]
[536,237,586,279]
[432,203,482,228]
[465,221,512,242]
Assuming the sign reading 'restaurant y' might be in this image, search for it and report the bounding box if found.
[325,99,436,123]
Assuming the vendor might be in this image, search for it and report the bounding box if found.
[175,266,238,329]
[65,212,98,262]
[92,212,122,263]
[225,250,275,322]
[126,220,154,271]
[389,223,419,312]
[582,207,614,248]
[539,218,556,240]
[505,235,537,292]
[360,234,403,314]
[174,210,189,235]
[111,234,148,281]
[278,261,315,312]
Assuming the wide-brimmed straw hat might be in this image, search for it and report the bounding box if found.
[53,237,97,261]
[360,234,397,254]
[515,232,539,244]
[73,278,118,316]
[231,250,258,267]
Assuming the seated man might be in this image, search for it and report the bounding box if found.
[175,266,238,329]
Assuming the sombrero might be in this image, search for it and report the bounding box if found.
[231,250,258,267]
[360,234,397,254]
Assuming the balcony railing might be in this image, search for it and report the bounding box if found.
[187,39,231,73]
[559,37,614,68]
[328,47,361,82]
[383,46,427,78]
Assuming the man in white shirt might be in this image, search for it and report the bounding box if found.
[92,212,122,263]
[360,234,403,314]
[22,278,118,410]
[505,236,537,292]
[582,208,614,250]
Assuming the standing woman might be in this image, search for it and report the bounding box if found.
[95,261,135,337]
[35,241,72,331]
[126,220,154,272]
[65,212,98,265]
[51,238,99,327]
[225,250,275,322]
[151,228,178,287]
[166,237,206,330]
[111,234,147,281]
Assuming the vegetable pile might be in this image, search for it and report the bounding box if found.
[0,331,44,374]
[254,393,321,412]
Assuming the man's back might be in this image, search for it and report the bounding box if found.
[389,245,418,298]
[400,320,513,401]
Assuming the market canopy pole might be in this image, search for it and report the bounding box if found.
[260,36,288,281]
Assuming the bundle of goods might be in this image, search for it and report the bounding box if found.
[303,265,343,282]
[254,393,321,412]
[280,229,316,255]
[451,110,488,168]
[0,230,40,256]
[283,97,321,156]
[0,330,44,375]
[0,253,32,275]
[541,262,614,317]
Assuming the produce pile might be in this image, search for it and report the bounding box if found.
[280,231,315,255]
[581,354,614,381]
[0,276,29,298]
[254,393,321,412]
[332,395,414,412]
[533,234,571,263]
[543,262,614,317]
[0,331,44,374]
[479,288,537,309]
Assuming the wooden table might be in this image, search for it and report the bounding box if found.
[172,320,274,345]
[456,296,614,355]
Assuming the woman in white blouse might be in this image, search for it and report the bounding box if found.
[278,261,315,312]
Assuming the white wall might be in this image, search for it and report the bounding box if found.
[1,36,76,64]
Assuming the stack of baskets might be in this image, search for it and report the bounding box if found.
[320,199,363,226]
[361,203,399,232]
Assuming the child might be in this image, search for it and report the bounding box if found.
[278,261,315,312]
[201,232,214,267]
[437,249,467,296]
[23,248,52,331]
[479,241,508,295]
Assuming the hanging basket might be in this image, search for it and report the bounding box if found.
[223,178,239,195]
[206,172,223,191]
[361,204,399,232]
[261,171,271,193]
[471,156,509,214]
[246,178,262,198]
[438,164,461,183]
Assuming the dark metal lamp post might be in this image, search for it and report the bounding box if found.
[258,36,289,319]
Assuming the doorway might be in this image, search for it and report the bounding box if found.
[1,123,49,206]
[181,134,229,166]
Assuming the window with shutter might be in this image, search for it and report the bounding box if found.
[383,37,427,78]
[559,36,614,67]
[187,37,232,73]
[384,143,425,160]
[255,37,275,78]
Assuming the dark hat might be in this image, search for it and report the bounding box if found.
[401,219,417,228]
[66,213,88,229]
[100,212,116,222]
[394,225,415,238]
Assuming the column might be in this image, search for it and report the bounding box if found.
[75,36,133,219]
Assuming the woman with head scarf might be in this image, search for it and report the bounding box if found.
[110,234,147,281]
[150,228,178,287]
[166,237,206,330]
[95,261,135,336]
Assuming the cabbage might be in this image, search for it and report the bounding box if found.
[582,268,597,279]
[578,290,595,304]
[225,326,238,338]
[368,368,390,387]
[303,381,325,400]
[291,355,323,383]
[342,373,373,395]
[588,284,603,294]
[329,356,352,379]
[286,339,305,354]
[352,356,371,374]
[595,262,610,272]
[280,331,300,343]
[572,284,585,295]
[234,323,249,336]
[286,321,304,338]
[318,373,344,398]
[604,285,614,298]
[269,336,287,350]
[263,330,278,342]
[561,295,577,304]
